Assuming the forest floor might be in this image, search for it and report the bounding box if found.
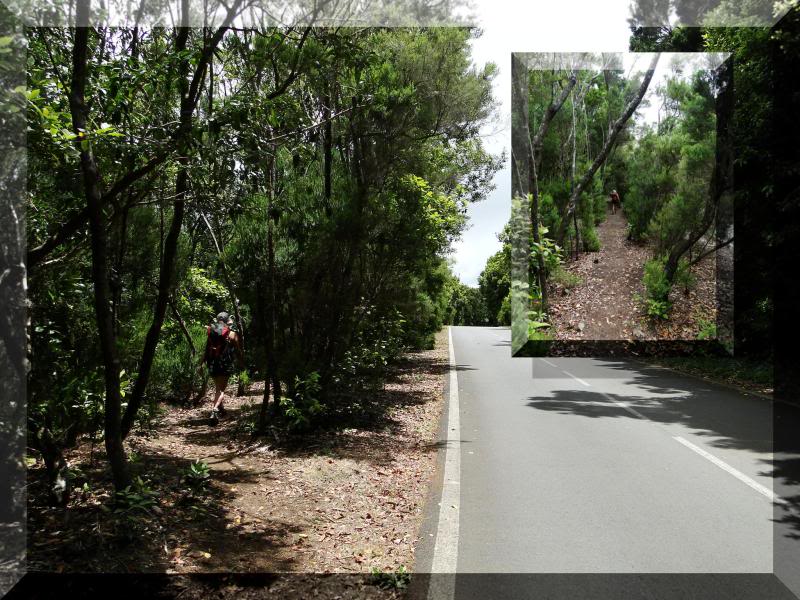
[547,206,717,341]
[27,330,448,596]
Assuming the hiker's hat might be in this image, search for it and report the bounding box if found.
[216,311,230,323]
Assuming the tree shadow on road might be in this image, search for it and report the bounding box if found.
[524,358,800,544]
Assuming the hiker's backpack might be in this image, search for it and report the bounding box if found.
[207,322,231,360]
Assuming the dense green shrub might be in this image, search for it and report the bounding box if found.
[580,222,601,252]
[551,266,582,289]
[642,257,671,319]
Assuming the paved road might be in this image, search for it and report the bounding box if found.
[419,327,800,599]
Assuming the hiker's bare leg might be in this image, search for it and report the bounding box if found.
[212,375,229,410]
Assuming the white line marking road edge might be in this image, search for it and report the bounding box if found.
[541,358,558,368]
[428,327,460,598]
[673,436,787,505]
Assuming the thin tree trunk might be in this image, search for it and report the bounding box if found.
[169,297,195,355]
[69,1,130,490]
[531,72,577,174]
[259,152,281,431]
[557,54,660,245]
[528,152,549,313]
[665,62,732,284]
[571,91,580,256]
[119,1,242,439]
[119,14,192,440]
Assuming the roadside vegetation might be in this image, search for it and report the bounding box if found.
[21,12,498,580]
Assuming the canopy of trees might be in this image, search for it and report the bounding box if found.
[24,18,499,495]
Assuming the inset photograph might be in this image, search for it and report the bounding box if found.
[510,53,733,356]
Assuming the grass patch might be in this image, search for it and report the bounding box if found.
[652,356,773,394]
[551,267,582,289]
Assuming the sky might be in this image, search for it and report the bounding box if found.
[450,0,652,286]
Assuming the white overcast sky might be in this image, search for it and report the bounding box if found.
[451,0,661,286]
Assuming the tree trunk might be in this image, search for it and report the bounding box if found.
[556,54,660,246]
[531,72,577,175]
[528,153,549,313]
[69,2,130,490]
[570,92,580,256]
[119,2,241,437]
[119,18,192,441]
[665,61,733,284]
[523,70,577,312]
[259,152,282,432]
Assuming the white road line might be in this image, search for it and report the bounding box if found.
[428,327,460,599]
[562,369,649,420]
[541,358,558,368]
[598,392,650,421]
[561,370,591,387]
[560,368,782,506]
[673,436,787,505]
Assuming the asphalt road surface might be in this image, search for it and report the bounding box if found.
[416,326,800,600]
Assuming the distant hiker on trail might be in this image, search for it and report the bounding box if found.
[609,189,621,215]
[197,311,244,424]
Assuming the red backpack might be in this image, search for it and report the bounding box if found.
[207,322,230,359]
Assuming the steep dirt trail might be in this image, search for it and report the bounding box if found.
[548,208,650,340]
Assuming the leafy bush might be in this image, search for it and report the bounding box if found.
[183,460,211,489]
[113,476,158,514]
[336,308,407,391]
[643,257,672,319]
[147,324,206,404]
[497,293,511,326]
[280,371,324,431]
[551,266,582,289]
[580,223,601,252]
[531,225,562,274]
[593,193,607,225]
[370,565,411,590]
[696,318,717,340]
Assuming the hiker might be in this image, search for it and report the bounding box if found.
[609,189,621,215]
[197,311,244,423]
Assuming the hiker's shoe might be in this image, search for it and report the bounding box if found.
[217,405,227,417]
[209,409,219,425]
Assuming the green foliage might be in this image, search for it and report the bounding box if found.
[25,24,501,476]
[478,243,511,327]
[696,318,717,340]
[642,257,672,319]
[444,278,489,326]
[673,258,695,293]
[551,267,582,289]
[580,222,601,252]
[113,476,158,514]
[370,565,411,590]
[497,293,511,326]
[280,372,324,432]
[183,460,211,489]
[531,224,562,273]
[335,308,407,391]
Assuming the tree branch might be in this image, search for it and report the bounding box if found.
[556,53,660,245]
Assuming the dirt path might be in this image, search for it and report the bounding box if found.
[547,206,718,342]
[28,330,449,584]
[549,209,649,340]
